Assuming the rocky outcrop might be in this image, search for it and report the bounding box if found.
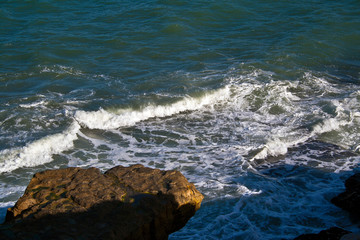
[332,173,360,217]
[0,164,203,240]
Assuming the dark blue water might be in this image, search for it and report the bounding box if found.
[1,1,360,239]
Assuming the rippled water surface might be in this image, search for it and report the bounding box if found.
[1,1,360,239]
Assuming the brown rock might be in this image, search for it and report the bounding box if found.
[0,164,203,240]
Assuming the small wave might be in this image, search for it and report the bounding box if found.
[0,87,231,172]
[250,110,358,162]
[250,136,311,161]
[39,65,84,76]
[312,118,346,135]
[237,185,262,196]
[240,71,360,162]
[250,115,351,161]
[74,86,232,130]
[19,100,47,109]
[0,121,80,173]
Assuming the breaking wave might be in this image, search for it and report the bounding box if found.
[74,86,232,130]
[0,87,232,172]
[0,122,80,173]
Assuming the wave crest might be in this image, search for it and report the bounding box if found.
[74,86,232,130]
[0,122,80,173]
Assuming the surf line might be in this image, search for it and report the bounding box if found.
[0,86,232,173]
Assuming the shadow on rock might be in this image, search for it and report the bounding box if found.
[0,164,204,240]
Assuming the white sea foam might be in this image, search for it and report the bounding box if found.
[39,64,83,76]
[171,166,356,240]
[250,114,350,161]
[237,185,262,196]
[74,86,232,130]
[232,71,360,162]
[66,71,360,173]
[312,118,345,135]
[251,136,311,161]
[0,121,80,173]
[19,100,47,109]
[0,201,15,208]
[2,68,360,240]
[0,87,234,172]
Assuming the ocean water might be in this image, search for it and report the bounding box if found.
[1,0,360,239]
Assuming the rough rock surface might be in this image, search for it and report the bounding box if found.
[0,164,204,240]
[293,227,352,240]
[332,173,360,217]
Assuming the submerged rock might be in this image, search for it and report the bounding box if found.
[332,173,360,217]
[0,164,203,240]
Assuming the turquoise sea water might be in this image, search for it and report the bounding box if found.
[1,1,360,239]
